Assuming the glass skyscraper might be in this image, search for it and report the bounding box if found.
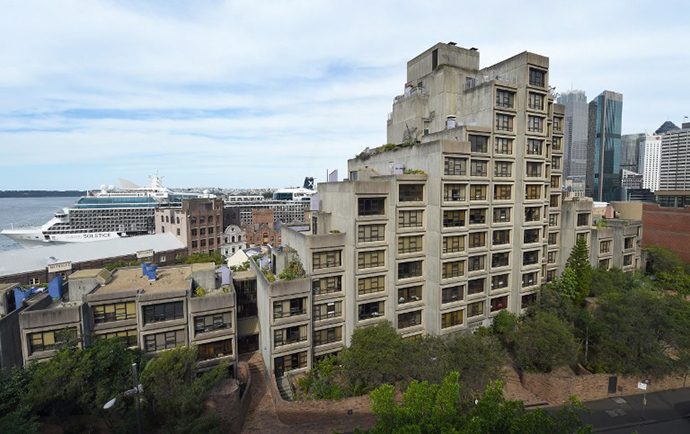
[586,91,623,202]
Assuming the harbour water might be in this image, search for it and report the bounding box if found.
[0,197,79,251]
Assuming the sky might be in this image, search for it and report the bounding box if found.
[1,0,688,190]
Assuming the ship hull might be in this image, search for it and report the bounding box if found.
[1,229,120,248]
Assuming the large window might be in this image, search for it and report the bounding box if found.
[528,92,544,110]
[470,160,488,177]
[496,89,515,108]
[553,117,563,132]
[495,114,513,132]
[523,250,539,266]
[468,278,485,295]
[525,206,541,222]
[100,329,137,347]
[398,261,423,280]
[441,309,463,329]
[398,285,422,304]
[549,214,558,227]
[142,301,184,325]
[494,185,512,200]
[443,235,464,254]
[358,224,385,243]
[624,254,633,266]
[398,310,422,329]
[528,116,543,133]
[491,274,509,290]
[274,325,307,347]
[553,136,562,151]
[468,255,486,272]
[358,250,386,269]
[492,252,509,268]
[443,210,465,228]
[522,293,538,309]
[494,161,512,177]
[547,251,557,264]
[398,235,423,254]
[358,275,385,295]
[443,184,466,202]
[548,232,558,245]
[526,139,543,156]
[577,213,590,227]
[491,296,508,312]
[529,68,546,87]
[358,197,386,216]
[493,230,510,245]
[470,185,487,201]
[29,328,77,354]
[442,260,465,279]
[198,339,233,360]
[469,208,487,225]
[525,184,541,200]
[144,330,185,353]
[399,184,424,202]
[600,240,611,253]
[469,232,486,248]
[313,301,342,321]
[552,156,561,170]
[444,157,467,176]
[313,250,342,269]
[93,302,136,323]
[494,137,513,155]
[442,286,464,304]
[467,301,485,318]
[550,195,560,208]
[194,312,232,334]
[526,162,542,178]
[312,275,342,295]
[399,210,424,228]
[522,272,538,288]
[524,228,540,244]
[469,135,489,153]
[551,176,561,188]
[273,298,306,319]
[314,326,342,346]
[359,301,385,321]
[493,207,510,223]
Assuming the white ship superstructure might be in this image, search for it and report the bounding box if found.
[2,176,207,248]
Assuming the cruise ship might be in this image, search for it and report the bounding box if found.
[2,175,208,248]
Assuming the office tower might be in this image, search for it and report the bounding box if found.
[642,133,662,192]
[621,133,644,174]
[586,91,623,202]
[557,90,588,182]
[660,122,690,190]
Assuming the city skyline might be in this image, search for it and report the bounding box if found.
[1,0,689,190]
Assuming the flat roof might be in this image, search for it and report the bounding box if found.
[0,283,18,292]
[0,233,186,278]
[92,266,192,295]
[69,269,112,280]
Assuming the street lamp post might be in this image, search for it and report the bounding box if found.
[103,362,143,434]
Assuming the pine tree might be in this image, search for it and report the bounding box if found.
[563,236,592,305]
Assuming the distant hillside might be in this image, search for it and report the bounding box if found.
[0,190,86,198]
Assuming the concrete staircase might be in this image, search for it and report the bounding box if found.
[276,375,294,401]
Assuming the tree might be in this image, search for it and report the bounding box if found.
[445,333,505,401]
[0,367,39,434]
[296,355,344,400]
[590,266,642,297]
[514,311,578,372]
[644,245,686,275]
[563,237,592,305]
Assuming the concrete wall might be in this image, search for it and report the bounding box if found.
[0,306,24,368]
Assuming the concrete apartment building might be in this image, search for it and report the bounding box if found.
[156,198,224,255]
[659,122,690,191]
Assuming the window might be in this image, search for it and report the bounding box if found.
[399,210,424,228]
[624,237,634,250]
[525,184,541,200]
[313,326,342,346]
[495,114,513,131]
[525,207,541,222]
[551,176,561,189]
[313,250,342,269]
[549,214,558,227]
[442,260,465,279]
[522,293,538,309]
[444,157,467,175]
[144,330,185,353]
[443,210,465,228]
[491,274,509,290]
[469,135,489,153]
[468,255,485,272]
[358,275,385,295]
[443,235,464,254]
[524,229,540,244]
[548,232,558,245]
[492,252,509,268]
[494,185,512,200]
[546,269,557,282]
[142,301,184,325]
[275,351,308,376]
[313,275,342,295]
[551,156,561,170]
[528,92,544,110]
[469,209,487,225]
[358,224,385,243]
[398,261,423,279]
[273,298,306,319]
[194,312,232,334]
[494,161,512,177]
[29,277,40,285]
[399,184,424,202]
[491,296,508,312]
[600,240,611,253]
[523,250,539,266]
[398,285,422,304]
[358,197,386,216]
[522,272,538,288]
[553,136,562,151]
[496,89,514,108]
[398,235,423,254]
[93,302,136,323]
[441,309,463,328]
[470,160,488,177]
[443,184,466,202]
[528,116,543,133]
[274,326,307,347]
[493,207,510,223]
[549,194,559,207]
[577,214,589,227]
[624,254,633,266]
[599,258,610,269]
[529,68,546,87]
[493,230,510,245]
[526,162,542,178]
[100,329,137,347]
[358,250,386,269]
[494,137,513,155]
[398,310,422,329]
[553,117,563,132]
[469,232,486,248]
[198,339,233,360]
[358,301,385,321]
[29,328,77,354]
[527,139,543,155]
[313,301,342,321]
[467,301,484,318]
[442,286,464,304]
[470,185,487,200]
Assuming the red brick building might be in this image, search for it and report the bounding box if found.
[242,209,282,247]
[641,203,690,263]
